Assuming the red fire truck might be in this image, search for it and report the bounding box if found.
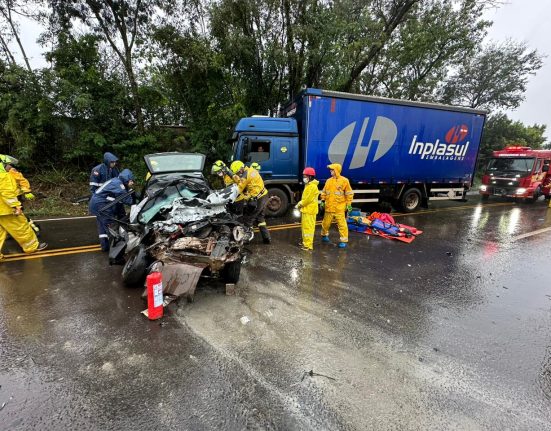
[479,146,551,202]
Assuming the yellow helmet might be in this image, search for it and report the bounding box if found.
[250,162,261,171]
[230,160,245,174]
[0,154,19,165]
[211,160,226,174]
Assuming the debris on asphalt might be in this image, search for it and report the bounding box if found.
[301,369,336,382]
[502,286,509,289]
[446,251,452,256]
[226,283,236,296]
[240,316,251,325]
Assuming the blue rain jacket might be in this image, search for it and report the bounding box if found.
[89,169,134,218]
[89,152,120,193]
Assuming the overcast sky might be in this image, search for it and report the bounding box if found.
[483,0,550,135]
[15,1,550,139]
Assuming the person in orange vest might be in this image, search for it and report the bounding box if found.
[0,158,47,260]
[295,167,320,251]
[320,163,353,248]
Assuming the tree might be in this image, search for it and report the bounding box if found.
[365,0,490,101]
[334,0,420,92]
[480,113,547,160]
[48,0,165,133]
[0,0,38,70]
[440,40,543,110]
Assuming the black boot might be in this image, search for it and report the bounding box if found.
[259,225,271,244]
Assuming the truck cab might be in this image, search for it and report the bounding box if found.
[231,117,300,216]
[480,146,551,202]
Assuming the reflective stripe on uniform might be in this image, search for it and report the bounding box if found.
[345,191,354,195]
[106,196,115,201]
[99,234,108,238]
[89,182,101,186]
[22,238,38,248]
[258,222,267,227]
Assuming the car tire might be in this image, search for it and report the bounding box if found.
[122,245,148,286]
[222,260,242,284]
[400,188,422,212]
[265,188,289,217]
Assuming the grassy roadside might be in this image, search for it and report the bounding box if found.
[23,180,91,218]
[20,169,91,218]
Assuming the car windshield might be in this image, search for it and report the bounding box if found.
[486,157,535,174]
[146,153,205,174]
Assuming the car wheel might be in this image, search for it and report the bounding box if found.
[265,188,289,217]
[400,188,422,212]
[222,260,242,284]
[122,245,148,286]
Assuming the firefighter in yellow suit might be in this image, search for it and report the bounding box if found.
[211,160,246,215]
[228,160,271,244]
[0,154,40,233]
[0,161,46,260]
[320,163,353,248]
[295,167,319,251]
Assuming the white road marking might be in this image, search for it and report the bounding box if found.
[511,226,551,242]
[35,216,96,222]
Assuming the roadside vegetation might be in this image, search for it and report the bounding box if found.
[0,0,548,216]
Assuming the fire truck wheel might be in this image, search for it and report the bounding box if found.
[525,186,542,203]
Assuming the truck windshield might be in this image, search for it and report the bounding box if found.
[485,157,535,174]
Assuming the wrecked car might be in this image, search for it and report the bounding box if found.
[107,152,252,298]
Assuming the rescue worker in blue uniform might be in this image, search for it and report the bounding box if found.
[89,169,135,251]
[89,152,120,193]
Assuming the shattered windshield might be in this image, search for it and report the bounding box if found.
[486,157,535,174]
[146,153,205,174]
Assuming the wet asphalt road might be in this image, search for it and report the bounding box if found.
[1,197,551,430]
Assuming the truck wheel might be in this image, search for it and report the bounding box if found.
[400,188,422,212]
[529,186,542,203]
[265,188,289,217]
[222,260,241,284]
[122,245,148,286]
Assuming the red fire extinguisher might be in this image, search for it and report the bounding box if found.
[146,271,164,320]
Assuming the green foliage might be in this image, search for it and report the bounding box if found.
[441,40,543,109]
[0,0,547,184]
[480,113,547,160]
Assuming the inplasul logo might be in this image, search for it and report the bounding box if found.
[408,124,470,160]
[328,116,397,169]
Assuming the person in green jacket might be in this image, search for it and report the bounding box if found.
[295,167,320,251]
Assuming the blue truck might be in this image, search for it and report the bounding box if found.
[231,88,486,216]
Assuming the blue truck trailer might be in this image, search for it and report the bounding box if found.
[231,88,486,216]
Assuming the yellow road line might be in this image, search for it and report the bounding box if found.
[3,244,101,259]
[0,201,518,262]
[2,246,101,262]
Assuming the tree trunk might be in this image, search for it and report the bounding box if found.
[338,0,419,93]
